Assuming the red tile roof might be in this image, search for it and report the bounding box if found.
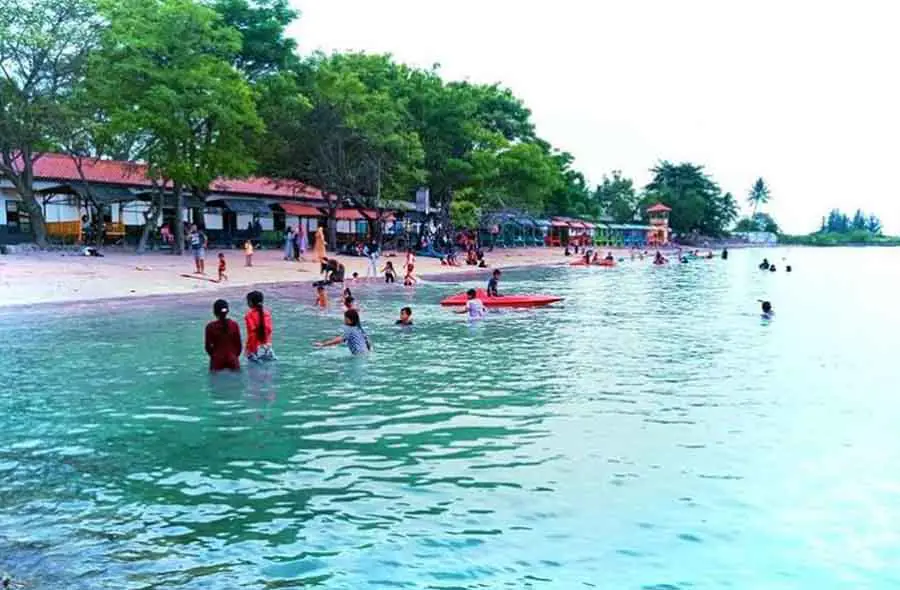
[646,203,672,213]
[31,153,322,200]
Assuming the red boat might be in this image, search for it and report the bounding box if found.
[570,259,616,267]
[440,289,563,308]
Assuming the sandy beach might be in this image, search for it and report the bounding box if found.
[0,245,617,308]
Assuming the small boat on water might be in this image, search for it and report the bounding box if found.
[440,289,563,308]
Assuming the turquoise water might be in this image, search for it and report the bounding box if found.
[2,248,900,589]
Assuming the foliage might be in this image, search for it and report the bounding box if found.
[734,212,779,233]
[594,170,637,223]
[820,208,882,235]
[780,230,900,246]
[0,0,102,246]
[642,161,737,237]
[87,0,262,252]
[212,0,299,80]
[449,199,480,229]
[747,177,770,215]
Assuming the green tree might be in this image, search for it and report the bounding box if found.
[643,161,736,237]
[851,209,867,231]
[212,0,299,80]
[0,0,101,246]
[747,177,770,216]
[594,170,638,222]
[735,212,779,233]
[867,214,882,235]
[88,0,262,253]
[450,199,480,229]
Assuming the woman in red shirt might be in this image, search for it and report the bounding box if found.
[205,299,242,372]
[245,290,276,362]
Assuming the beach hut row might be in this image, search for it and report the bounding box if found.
[0,154,403,247]
[479,207,671,249]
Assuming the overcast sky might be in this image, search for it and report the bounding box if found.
[291,0,900,233]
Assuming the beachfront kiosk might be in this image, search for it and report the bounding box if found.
[646,203,671,247]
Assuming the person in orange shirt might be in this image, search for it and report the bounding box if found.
[314,285,328,309]
[244,290,276,362]
[217,252,228,282]
[244,240,254,267]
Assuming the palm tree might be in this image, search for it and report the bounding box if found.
[747,177,770,216]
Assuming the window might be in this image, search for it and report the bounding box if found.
[5,201,31,234]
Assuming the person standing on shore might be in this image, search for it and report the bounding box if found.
[313,226,327,262]
[299,225,309,259]
[283,226,294,261]
[205,299,242,372]
[189,224,208,274]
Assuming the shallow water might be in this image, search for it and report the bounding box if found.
[2,247,900,589]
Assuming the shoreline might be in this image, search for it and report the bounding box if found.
[0,246,584,310]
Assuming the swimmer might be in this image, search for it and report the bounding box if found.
[403,264,417,286]
[786,265,792,272]
[204,299,242,372]
[314,285,328,309]
[759,258,770,270]
[456,288,485,319]
[760,300,775,320]
[396,306,413,326]
[604,251,614,262]
[315,309,372,355]
[722,248,729,260]
[343,295,356,311]
[769,264,777,272]
[486,269,501,297]
[653,251,667,265]
[245,290,276,362]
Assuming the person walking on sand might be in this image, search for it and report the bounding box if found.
[313,226,327,262]
[283,226,294,261]
[205,299,242,372]
[188,224,208,274]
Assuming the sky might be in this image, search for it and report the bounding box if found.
[290,0,900,233]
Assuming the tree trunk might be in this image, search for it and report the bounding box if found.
[22,189,49,248]
[137,192,162,254]
[173,182,184,255]
[327,212,337,251]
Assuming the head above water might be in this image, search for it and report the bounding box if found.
[761,301,772,313]
[492,269,501,278]
[343,287,352,298]
[213,299,229,320]
[467,288,477,299]
[344,308,361,327]
[400,306,412,320]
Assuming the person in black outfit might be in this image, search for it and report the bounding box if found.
[486,269,501,297]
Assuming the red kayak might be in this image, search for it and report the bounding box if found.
[440,289,563,308]
[570,259,616,267]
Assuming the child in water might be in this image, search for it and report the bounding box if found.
[404,264,417,286]
[217,252,228,282]
[245,290,276,362]
[396,306,413,326]
[486,269,501,297]
[456,288,485,320]
[314,285,328,309]
[205,299,242,372]
[244,240,254,267]
[343,288,356,311]
[315,309,372,355]
[760,300,775,320]
[382,260,397,283]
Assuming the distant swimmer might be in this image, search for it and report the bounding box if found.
[315,309,372,355]
[486,269,502,297]
[759,258,770,270]
[769,265,777,272]
[760,300,775,320]
[653,251,668,265]
[205,299,242,372]
[245,290,276,362]
[721,248,729,260]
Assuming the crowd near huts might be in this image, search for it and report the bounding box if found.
[0,154,672,249]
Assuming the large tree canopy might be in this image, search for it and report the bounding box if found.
[643,161,737,237]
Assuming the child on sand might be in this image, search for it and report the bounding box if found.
[244,240,254,267]
[217,253,228,282]
[314,285,328,309]
[245,290,276,362]
[315,309,372,355]
[205,299,242,372]
[382,261,397,284]
[396,306,413,326]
